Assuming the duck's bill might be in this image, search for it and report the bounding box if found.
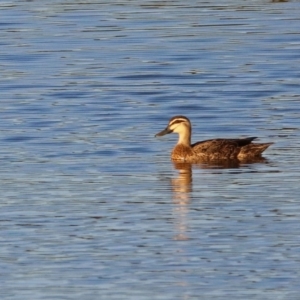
[155,127,172,137]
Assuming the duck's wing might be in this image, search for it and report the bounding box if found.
[191,137,258,159]
[192,137,257,149]
[238,142,273,160]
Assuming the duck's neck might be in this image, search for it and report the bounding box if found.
[177,131,191,147]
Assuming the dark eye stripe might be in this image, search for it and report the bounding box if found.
[169,119,185,126]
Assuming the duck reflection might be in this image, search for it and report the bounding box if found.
[170,158,269,240]
[171,158,269,194]
[171,162,193,203]
[171,160,243,204]
[170,162,191,240]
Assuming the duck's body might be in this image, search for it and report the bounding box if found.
[155,115,272,163]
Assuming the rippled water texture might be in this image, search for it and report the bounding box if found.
[1,0,300,299]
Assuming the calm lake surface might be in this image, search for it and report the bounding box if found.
[1,0,300,299]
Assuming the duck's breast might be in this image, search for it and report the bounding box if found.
[171,144,195,161]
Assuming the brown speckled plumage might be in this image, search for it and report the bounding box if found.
[155,115,273,163]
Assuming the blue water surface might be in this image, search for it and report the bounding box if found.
[1,1,300,299]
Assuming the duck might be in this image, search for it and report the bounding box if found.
[155,115,273,163]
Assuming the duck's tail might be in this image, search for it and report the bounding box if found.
[238,142,273,159]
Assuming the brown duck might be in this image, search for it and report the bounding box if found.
[155,115,273,163]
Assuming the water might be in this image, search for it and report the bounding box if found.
[1,0,300,299]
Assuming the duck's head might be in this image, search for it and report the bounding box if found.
[155,116,192,142]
